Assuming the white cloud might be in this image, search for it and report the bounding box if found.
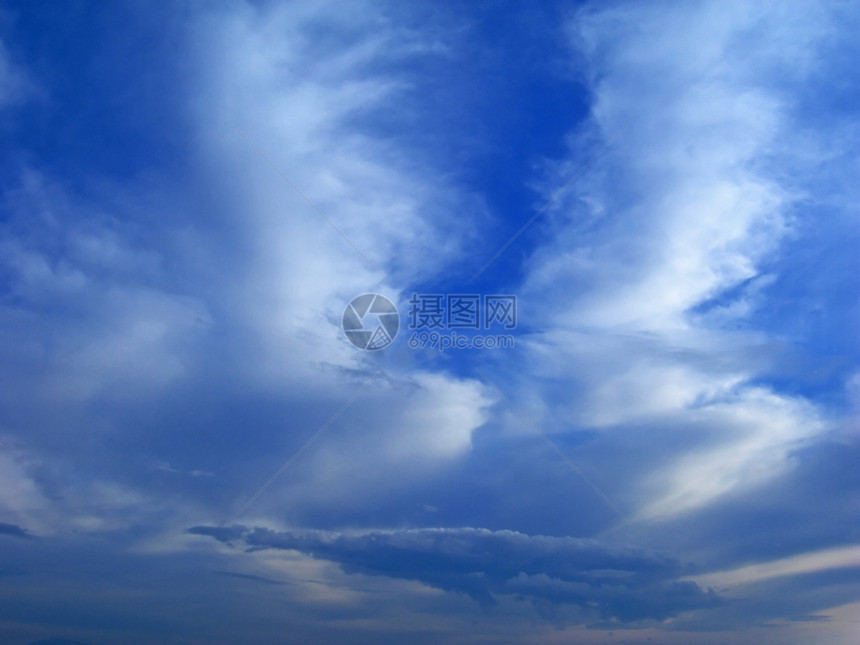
[383,372,493,459]
[637,387,825,519]
[0,1,498,534]
[506,0,840,519]
[254,371,494,518]
[180,1,487,386]
[0,442,49,528]
[0,39,38,108]
[0,438,180,536]
[687,544,860,590]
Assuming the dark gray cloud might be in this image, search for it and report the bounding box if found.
[193,525,720,622]
[188,524,247,543]
[213,570,286,585]
[0,522,33,539]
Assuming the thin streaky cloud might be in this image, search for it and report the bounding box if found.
[686,544,860,589]
[473,126,626,280]
[234,127,386,279]
[224,370,383,525]
[478,372,624,520]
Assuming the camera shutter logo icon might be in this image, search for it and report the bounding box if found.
[342,293,399,350]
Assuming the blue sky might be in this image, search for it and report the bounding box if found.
[0,1,858,644]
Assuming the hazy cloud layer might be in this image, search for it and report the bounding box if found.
[0,1,857,643]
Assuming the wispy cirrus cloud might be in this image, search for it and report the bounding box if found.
[500,0,855,525]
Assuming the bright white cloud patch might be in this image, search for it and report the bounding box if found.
[638,388,825,520]
[383,372,492,459]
